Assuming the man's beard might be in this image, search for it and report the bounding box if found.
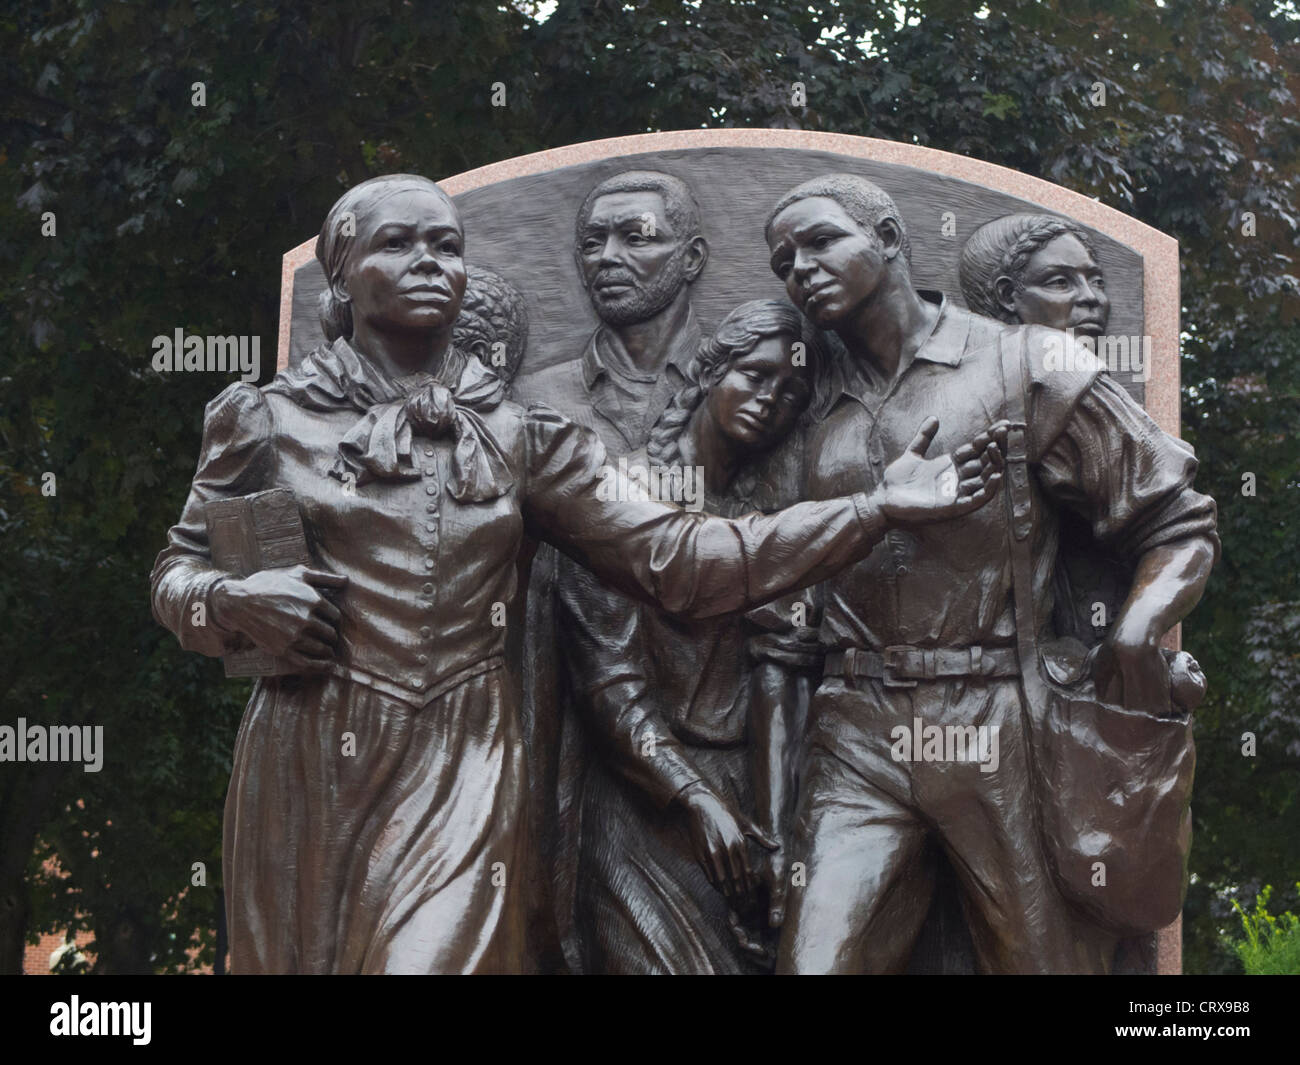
[589,248,690,327]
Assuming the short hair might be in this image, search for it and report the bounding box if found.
[453,265,530,383]
[575,169,702,247]
[959,213,1098,322]
[316,174,458,342]
[765,173,911,265]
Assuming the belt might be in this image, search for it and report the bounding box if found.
[824,645,1019,688]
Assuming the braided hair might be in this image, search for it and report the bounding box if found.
[453,264,530,383]
[647,299,826,468]
[959,213,1098,323]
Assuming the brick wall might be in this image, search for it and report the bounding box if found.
[23,930,94,975]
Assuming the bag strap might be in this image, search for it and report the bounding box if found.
[997,327,1042,683]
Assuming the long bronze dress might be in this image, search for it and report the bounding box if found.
[555,444,820,974]
[151,339,884,974]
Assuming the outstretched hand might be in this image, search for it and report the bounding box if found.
[873,417,1009,525]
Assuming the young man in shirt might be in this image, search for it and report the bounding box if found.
[765,174,1218,974]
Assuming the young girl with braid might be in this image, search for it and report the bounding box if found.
[553,299,831,973]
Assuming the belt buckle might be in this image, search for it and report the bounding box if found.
[881,646,919,689]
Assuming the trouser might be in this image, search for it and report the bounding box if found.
[776,673,1117,974]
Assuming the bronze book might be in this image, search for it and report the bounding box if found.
[204,488,312,677]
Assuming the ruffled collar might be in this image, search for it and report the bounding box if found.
[266,339,514,502]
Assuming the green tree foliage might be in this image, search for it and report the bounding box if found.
[2,0,1295,973]
[1,0,540,974]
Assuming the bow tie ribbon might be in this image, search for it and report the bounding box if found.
[332,378,514,502]
[265,339,515,503]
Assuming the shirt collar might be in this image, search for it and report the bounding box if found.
[581,304,701,391]
[833,290,968,403]
[912,291,968,368]
[270,337,477,412]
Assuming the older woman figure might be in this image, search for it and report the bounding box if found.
[957,212,1188,976]
[151,174,1005,974]
[556,300,833,973]
[959,212,1111,341]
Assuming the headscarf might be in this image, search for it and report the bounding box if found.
[315,174,458,342]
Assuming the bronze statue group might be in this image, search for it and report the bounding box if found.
[152,165,1217,974]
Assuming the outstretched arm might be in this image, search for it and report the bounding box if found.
[521,407,1005,620]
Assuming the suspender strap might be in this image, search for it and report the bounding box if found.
[998,328,1041,684]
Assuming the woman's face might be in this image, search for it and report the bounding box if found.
[999,233,1109,339]
[340,187,467,336]
[705,335,812,452]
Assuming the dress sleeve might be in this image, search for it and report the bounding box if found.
[554,552,703,810]
[520,405,886,619]
[149,382,277,656]
[1035,373,1220,562]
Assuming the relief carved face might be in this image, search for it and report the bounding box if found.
[705,335,812,452]
[339,187,467,337]
[577,190,698,327]
[767,196,894,329]
[997,233,1110,339]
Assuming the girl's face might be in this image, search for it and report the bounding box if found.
[705,335,812,452]
[339,187,467,337]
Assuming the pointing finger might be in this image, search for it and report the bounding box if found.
[905,416,941,457]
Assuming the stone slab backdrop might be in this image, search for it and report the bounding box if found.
[276,130,1184,974]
